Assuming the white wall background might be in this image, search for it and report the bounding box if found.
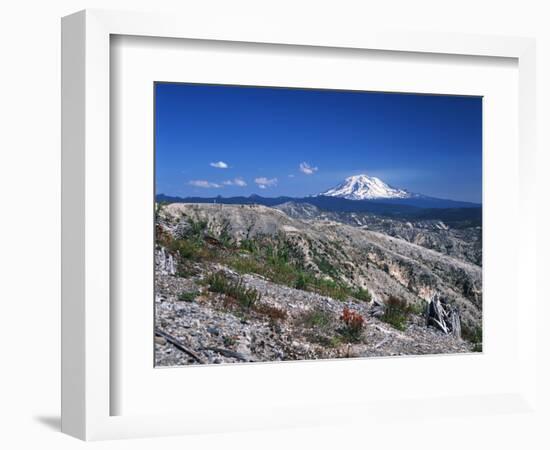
[0,1,548,449]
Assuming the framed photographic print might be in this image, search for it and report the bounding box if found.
[153,82,483,368]
[62,9,538,441]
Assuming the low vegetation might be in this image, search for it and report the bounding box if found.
[293,273,352,301]
[381,295,411,331]
[254,303,288,321]
[206,271,262,310]
[226,237,362,301]
[187,217,209,241]
[408,301,427,316]
[297,308,344,348]
[178,291,199,302]
[339,307,365,342]
[234,238,374,302]
[160,218,440,338]
[204,271,287,322]
[300,308,333,329]
[461,322,483,352]
[155,205,480,364]
[351,287,372,302]
[159,218,376,306]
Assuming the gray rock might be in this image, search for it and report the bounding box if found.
[154,203,480,367]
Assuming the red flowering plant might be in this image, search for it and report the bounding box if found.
[339,307,365,342]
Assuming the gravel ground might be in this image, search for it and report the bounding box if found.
[155,268,473,367]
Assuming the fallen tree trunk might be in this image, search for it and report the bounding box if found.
[155,328,205,364]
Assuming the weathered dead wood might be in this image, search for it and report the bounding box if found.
[370,297,386,318]
[155,328,205,364]
[449,308,462,339]
[427,294,461,338]
[373,324,413,341]
[374,336,391,349]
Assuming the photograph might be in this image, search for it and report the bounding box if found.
[154,82,483,366]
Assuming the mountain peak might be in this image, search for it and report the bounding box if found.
[320,173,413,200]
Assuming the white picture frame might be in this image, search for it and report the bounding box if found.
[61,9,538,441]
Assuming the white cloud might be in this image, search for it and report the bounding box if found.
[188,180,222,188]
[299,162,318,175]
[254,177,278,189]
[210,161,229,169]
[223,177,247,187]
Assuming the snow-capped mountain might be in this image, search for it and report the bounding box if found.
[320,174,415,200]
[157,173,480,210]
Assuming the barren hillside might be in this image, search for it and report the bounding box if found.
[154,202,482,365]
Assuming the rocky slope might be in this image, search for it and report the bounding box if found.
[155,202,482,365]
[155,269,472,366]
[275,201,482,266]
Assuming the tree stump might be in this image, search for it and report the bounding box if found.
[427,293,462,338]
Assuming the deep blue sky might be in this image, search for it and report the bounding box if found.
[155,83,482,203]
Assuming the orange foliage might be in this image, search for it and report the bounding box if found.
[340,307,365,340]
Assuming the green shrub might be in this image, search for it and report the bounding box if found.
[294,272,310,290]
[171,239,202,260]
[352,287,372,302]
[227,237,356,302]
[217,218,233,247]
[301,308,332,329]
[311,278,350,301]
[206,271,231,293]
[178,291,199,302]
[292,272,349,300]
[471,343,483,352]
[226,256,265,275]
[188,217,208,240]
[226,253,293,284]
[382,296,410,331]
[267,261,301,286]
[408,301,427,316]
[462,323,482,343]
[175,261,198,278]
[206,272,262,309]
[461,323,482,352]
[266,243,289,266]
[223,335,238,347]
[239,239,258,253]
[316,257,338,277]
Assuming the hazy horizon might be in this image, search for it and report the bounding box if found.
[155,184,481,205]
